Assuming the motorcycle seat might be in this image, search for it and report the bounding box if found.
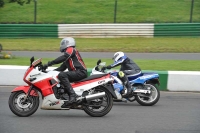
[75,73,108,83]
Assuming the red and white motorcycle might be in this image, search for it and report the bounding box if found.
[8,57,117,117]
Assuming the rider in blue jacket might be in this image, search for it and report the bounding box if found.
[103,51,142,97]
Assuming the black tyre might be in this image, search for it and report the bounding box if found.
[83,86,113,117]
[136,84,160,106]
[8,91,39,117]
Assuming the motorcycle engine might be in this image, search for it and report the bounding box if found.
[52,84,68,99]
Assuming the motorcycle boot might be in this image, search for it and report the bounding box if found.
[61,88,76,108]
[68,87,76,103]
[60,78,76,108]
[61,87,76,108]
[118,71,132,98]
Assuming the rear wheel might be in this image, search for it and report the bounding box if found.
[135,84,160,106]
[8,91,39,117]
[83,87,113,117]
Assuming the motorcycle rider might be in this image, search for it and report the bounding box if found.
[102,51,142,97]
[43,37,87,108]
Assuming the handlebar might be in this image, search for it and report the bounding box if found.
[95,59,107,73]
[95,65,106,73]
[38,64,48,73]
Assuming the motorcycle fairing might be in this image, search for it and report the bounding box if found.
[113,83,124,93]
[11,86,39,96]
[33,77,56,96]
[113,73,159,93]
[12,73,113,98]
[127,73,143,81]
[71,74,113,96]
[41,94,65,110]
[130,73,159,84]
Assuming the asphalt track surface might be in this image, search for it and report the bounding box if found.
[0,86,200,133]
[5,51,200,60]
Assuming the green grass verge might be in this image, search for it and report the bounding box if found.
[0,0,200,23]
[1,37,200,53]
[1,37,200,71]
[1,57,200,71]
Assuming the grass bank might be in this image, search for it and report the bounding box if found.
[1,57,200,71]
[1,37,200,71]
[0,0,200,23]
[1,37,200,53]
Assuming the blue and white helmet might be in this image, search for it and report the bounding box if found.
[112,51,125,62]
[60,37,75,52]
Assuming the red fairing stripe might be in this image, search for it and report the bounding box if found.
[23,66,34,85]
[71,74,111,88]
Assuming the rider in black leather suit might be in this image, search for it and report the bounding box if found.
[43,37,87,108]
[103,52,142,97]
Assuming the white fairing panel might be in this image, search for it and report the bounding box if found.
[41,77,113,109]
[90,67,104,75]
[26,69,51,83]
[26,69,60,83]
[73,77,113,96]
[47,70,60,82]
[41,94,65,110]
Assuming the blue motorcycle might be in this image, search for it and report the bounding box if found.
[91,60,160,106]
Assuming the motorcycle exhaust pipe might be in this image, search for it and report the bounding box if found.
[85,92,105,101]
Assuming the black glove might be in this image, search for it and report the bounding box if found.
[43,64,48,70]
[106,65,112,69]
[102,65,112,71]
[43,61,52,70]
[102,66,107,71]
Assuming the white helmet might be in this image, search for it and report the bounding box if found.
[112,51,125,62]
[60,37,75,52]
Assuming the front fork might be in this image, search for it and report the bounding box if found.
[22,85,38,103]
[24,85,33,98]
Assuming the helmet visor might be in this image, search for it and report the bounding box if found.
[112,53,119,60]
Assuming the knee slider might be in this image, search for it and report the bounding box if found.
[118,71,125,78]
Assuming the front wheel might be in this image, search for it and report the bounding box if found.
[83,86,113,117]
[8,91,39,117]
[135,84,160,106]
